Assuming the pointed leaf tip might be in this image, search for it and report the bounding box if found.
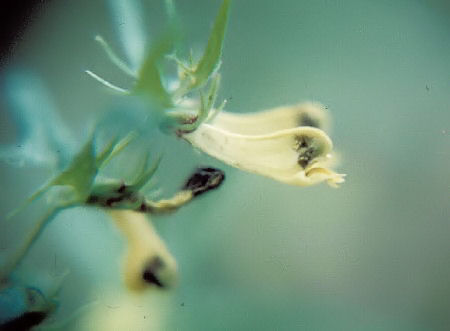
[192,0,231,89]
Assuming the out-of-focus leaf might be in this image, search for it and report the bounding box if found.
[133,35,175,109]
[1,72,76,170]
[164,0,177,26]
[108,0,147,70]
[191,0,230,89]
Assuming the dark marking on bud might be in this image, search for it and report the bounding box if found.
[142,256,165,288]
[183,167,225,196]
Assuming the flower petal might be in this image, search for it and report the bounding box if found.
[210,102,331,135]
[183,124,345,187]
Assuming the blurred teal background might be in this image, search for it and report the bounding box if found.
[1,0,449,330]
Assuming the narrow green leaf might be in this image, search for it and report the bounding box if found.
[129,155,162,191]
[96,136,119,168]
[131,151,151,184]
[6,182,53,219]
[206,97,227,123]
[133,35,175,109]
[95,35,136,77]
[192,0,230,89]
[97,131,138,169]
[105,131,138,163]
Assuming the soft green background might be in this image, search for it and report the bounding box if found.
[1,0,449,330]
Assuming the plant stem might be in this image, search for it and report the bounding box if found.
[0,207,62,282]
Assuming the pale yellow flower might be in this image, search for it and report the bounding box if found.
[183,112,345,187]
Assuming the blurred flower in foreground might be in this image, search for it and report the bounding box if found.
[87,0,345,188]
